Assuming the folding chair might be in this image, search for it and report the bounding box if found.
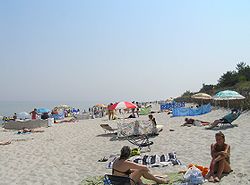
[120,131,153,152]
[104,174,136,185]
[100,124,117,133]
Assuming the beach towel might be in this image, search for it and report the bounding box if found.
[132,152,182,167]
[106,152,181,169]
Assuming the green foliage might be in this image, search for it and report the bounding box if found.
[217,62,250,88]
[179,62,250,109]
[200,84,214,94]
[217,71,239,87]
[181,90,194,98]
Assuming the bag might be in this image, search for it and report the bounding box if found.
[184,166,204,184]
[131,148,140,156]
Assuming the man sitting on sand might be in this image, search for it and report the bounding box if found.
[206,109,241,129]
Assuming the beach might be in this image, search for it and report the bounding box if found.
[1,107,250,185]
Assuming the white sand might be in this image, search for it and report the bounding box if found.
[1,107,250,185]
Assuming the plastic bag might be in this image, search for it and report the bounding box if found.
[183,166,204,184]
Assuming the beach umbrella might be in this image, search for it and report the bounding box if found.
[109,101,137,110]
[37,108,51,114]
[191,93,212,100]
[95,104,107,108]
[213,90,245,108]
[17,112,31,120]
[191,93,212,105]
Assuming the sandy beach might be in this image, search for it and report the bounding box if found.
[1,106,250,185]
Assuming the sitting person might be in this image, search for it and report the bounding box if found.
[0,141,11,145]
[207,109,241,129]
[17,127,44,134]
[148,114,158,135]
[112,146,169,184]
[206,132,232,182]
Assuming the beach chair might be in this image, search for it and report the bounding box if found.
[120,131,153,152]
[206,111,241,129]
[100,124,117,133]
[104,174,136,185]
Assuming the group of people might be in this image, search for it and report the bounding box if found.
[112,131,231,184]
[111,110,237,184]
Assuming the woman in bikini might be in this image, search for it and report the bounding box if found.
[206,131,232,182]
[112,146,168,184]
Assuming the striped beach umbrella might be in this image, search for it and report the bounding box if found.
[108,101,137,110]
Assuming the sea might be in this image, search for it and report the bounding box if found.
[0,100,104,124]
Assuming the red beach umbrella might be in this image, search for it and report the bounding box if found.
[109,101,137,110]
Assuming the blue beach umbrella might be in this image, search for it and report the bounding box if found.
[213,90,245,100]
[213,90,245,108]
[37,108,51,114]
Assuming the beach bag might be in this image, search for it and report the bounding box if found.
[184,166,204,184]
[131,148,141,156]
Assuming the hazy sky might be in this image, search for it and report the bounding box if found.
[0,0,249,102]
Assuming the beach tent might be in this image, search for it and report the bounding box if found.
[17,112,31,120]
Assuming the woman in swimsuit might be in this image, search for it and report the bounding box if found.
[112,146,168,184]
[206,131,232,182]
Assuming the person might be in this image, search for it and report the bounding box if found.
[206,132,232,182]
[17,127,44,134]
[0,141,11,145]
[12,113,17,121]
[107,103,113,120]
[182,118,210,127]
[148,114,157,135]
[207,109,241,129]
[128,112,136,119]
[135,102,140,117]
[30,108,38,120]
[41,112,49,120]
[182,118,195,127]
[112,146,169,184]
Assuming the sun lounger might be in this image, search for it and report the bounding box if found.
[100,124,117,133]
[120,131,153,152]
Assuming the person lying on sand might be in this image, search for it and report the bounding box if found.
[0,141,11,145]
[206,131,232,183]
[181,118,209,127]
[206,109,241,129]
[112,146,169,184]
[17,128,44,134]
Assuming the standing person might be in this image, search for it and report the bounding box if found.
[12,113,17,121]
[135,102,140,117]
[30,108,38,120]
[148,114,157,135]
[107,103,113,120]
[112,146,169,184]
[206,131,232,182]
